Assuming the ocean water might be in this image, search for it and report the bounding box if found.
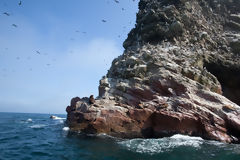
[0,112,240,160]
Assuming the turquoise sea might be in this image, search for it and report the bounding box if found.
[0,112,240,160]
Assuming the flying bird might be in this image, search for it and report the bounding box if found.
[36,51,41,54]
[12,24,18,28]
[3,12,10,16]
[102,19,107,23]
[18,1,22,5]
[114,0,119,3]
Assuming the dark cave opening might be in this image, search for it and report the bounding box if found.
[204,62,240,106]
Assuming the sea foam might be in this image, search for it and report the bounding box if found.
[118,134,204,154]
[58,119,64,124]
[170,134,203,140]
[51,116,66,120]
[62,127,70,131]
[27,118,33,122]
[30,124,46,129]
[19,118,33,123]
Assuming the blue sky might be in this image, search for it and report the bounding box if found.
[0,0,139,114]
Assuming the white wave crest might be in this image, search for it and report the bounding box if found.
[50,115,66,120]
[27,118,33,122]
[62,127,70,131]
[118,134,203,154]
[54,117,66,120]
[58,119,64,124]
[30,124,46,129]
[97,133,116,139]
[170,134,203,140]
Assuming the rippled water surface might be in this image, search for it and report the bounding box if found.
[0,112,240,160]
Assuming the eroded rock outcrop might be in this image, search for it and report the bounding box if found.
[66,0,240,143]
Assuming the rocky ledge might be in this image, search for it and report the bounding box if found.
[66,0,240,143]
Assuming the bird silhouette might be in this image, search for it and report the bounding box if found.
[36,51,41,54]
[12,24,18,28]
[102,19,107,23]
[3,12,10,16]
[114,0,119,3]
[18,1,22,5]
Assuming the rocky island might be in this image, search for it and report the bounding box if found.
[66,0,240,143]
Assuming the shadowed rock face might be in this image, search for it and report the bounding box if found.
[66,0,240,143]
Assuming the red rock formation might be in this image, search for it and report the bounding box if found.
[66,0,240,143]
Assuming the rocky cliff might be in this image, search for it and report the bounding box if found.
[66,0,240,143]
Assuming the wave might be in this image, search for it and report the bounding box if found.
[30,124,46,129]
[118,134,204,154]
[62,127,70,131]
[50,115,66,120]
[58,119,64,124]
[27,118,33,122]
[19,118,33,124]
[96,133,117,139]
[170,134,203,140]
[54,117,66,120]
[0,135,20,141]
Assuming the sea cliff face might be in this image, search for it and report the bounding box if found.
[66,0,240,143]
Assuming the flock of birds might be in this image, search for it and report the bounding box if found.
[1,0,137,77]
[2,1,21,27]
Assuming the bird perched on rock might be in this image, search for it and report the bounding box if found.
[89,95,95,104]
